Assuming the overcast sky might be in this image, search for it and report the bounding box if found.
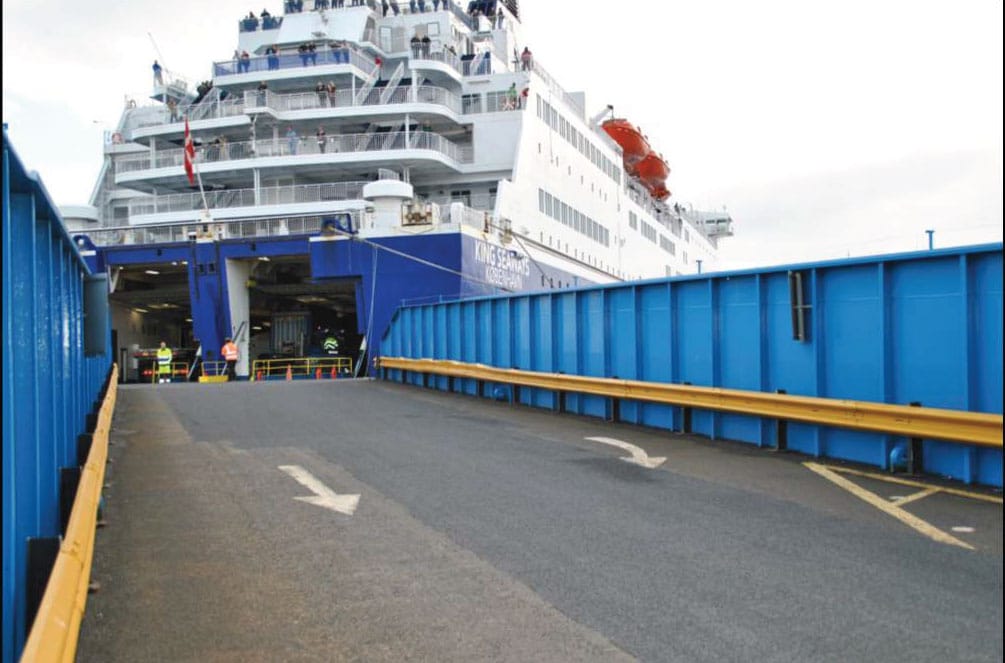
[3,0,1002,270]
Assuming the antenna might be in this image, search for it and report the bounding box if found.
[148,32,166,67]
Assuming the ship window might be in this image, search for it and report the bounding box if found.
[462,94,481,114]
[538,142,542,153]
[538,188,545,212]
[685,229,690,242]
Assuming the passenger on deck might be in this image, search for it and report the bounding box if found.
[298,43,309,66]
[316,80,327,106]
[266,45,280,70]
[411,35,421,57]
[308,42,318,65]
[333,0,344,6]
[316,126,327,153]
[240,50,251,73]
[390,0,400,14]
[261,8,271,18]
[167,98,180,122]
[152,60,163,85]
[257,80,268,105]
[418,0,426,11]
[421,34,431,57]
[520,46,532,71]
[409,0,417,11]
[432,0,440,9]
[327,80,338,106]
[505,82,518,109]
[381,0,388,15]
[286,126,299,154]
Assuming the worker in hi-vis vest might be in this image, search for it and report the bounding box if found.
[221,337,239,381]
[323,333,339,355]
[156,341,173,383]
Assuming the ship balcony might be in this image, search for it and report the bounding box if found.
[244,85,463,119]
[114,131,474,185]
[125,181,368,224]
[212,47,376,85]
[125,85,466,142]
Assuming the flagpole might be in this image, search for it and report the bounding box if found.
[184,115,211,219]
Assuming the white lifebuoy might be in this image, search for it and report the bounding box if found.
[111,132,123,144]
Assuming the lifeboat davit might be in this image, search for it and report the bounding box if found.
[636,152,671,201]
[601,119,650,176]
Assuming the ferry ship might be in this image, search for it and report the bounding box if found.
[68,0,734,380]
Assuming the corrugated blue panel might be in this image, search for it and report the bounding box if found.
[3,131,112,663]
[382,243,1003,487]
[637,283,674,429]
[971,252,1003,414]
[889,257,966,408]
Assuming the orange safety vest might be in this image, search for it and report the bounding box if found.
[222,342,239,361]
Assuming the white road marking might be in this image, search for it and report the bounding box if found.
[585,437,666,469]
[278,465,360,516]
[951,526,976,533]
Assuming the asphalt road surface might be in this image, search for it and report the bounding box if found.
[79,379,1003,662]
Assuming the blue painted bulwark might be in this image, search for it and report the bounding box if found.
[2,129,112,663]
[382,245,1004,488]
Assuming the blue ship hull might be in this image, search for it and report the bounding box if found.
[86,230,587,374]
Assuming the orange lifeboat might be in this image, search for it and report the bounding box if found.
[601,119,650,176]
[636,152,671,201]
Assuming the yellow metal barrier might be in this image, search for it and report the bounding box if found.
[379,357,1004,449]
[21,364,119,663]
[147,361,189,383]
[251,356,352,380]
[199,360,229,383]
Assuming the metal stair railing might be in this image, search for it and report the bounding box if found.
[379,62,405,104]
[354,63,382,105]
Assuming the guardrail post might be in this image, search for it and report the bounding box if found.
[775,389,788,451]
[59,467,82,536]
[682,382,693,434]
[24,537,60,640]
[77,433,93,468]
[908,401,924,475]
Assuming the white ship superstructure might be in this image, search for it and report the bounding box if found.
[83,0,731,285]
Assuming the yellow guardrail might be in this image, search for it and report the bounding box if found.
[379,357,1004,448]
[21,364,119,663]
[146,361,189,383]
[251,356,353,380]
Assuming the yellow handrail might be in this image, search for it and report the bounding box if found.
[379,357,1004,449]
[21,364,119,663]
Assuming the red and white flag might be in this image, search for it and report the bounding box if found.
[183,117,196,185]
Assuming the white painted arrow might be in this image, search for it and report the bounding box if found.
[585,436,666,469]
[278,465,360,515]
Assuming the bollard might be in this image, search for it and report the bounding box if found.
[315,368,322,380]
[286,365,293,381]
[256,370,263,382]
[331,366,337,380]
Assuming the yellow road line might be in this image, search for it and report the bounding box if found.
[824,465,1003,505]
[803,462,975,551]
[890,487,941,507]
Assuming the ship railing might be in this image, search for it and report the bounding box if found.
[377,168,401,181]
[128,97,246,130]
[115,130,471,174]
[243,85,462,114]
[250,357,353,381]
[530,60,584,117]
[127,181,369,216]
[213,47,375,78]
[80,214,361,246]
[238,15,283,32]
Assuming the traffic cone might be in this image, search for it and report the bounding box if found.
[256,370,263,382]
[330,366,337,380]
[315,368,322,380]
[286,365,293,381]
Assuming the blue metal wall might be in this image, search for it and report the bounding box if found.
[2,129,112,663]
[382,244,1004,487]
